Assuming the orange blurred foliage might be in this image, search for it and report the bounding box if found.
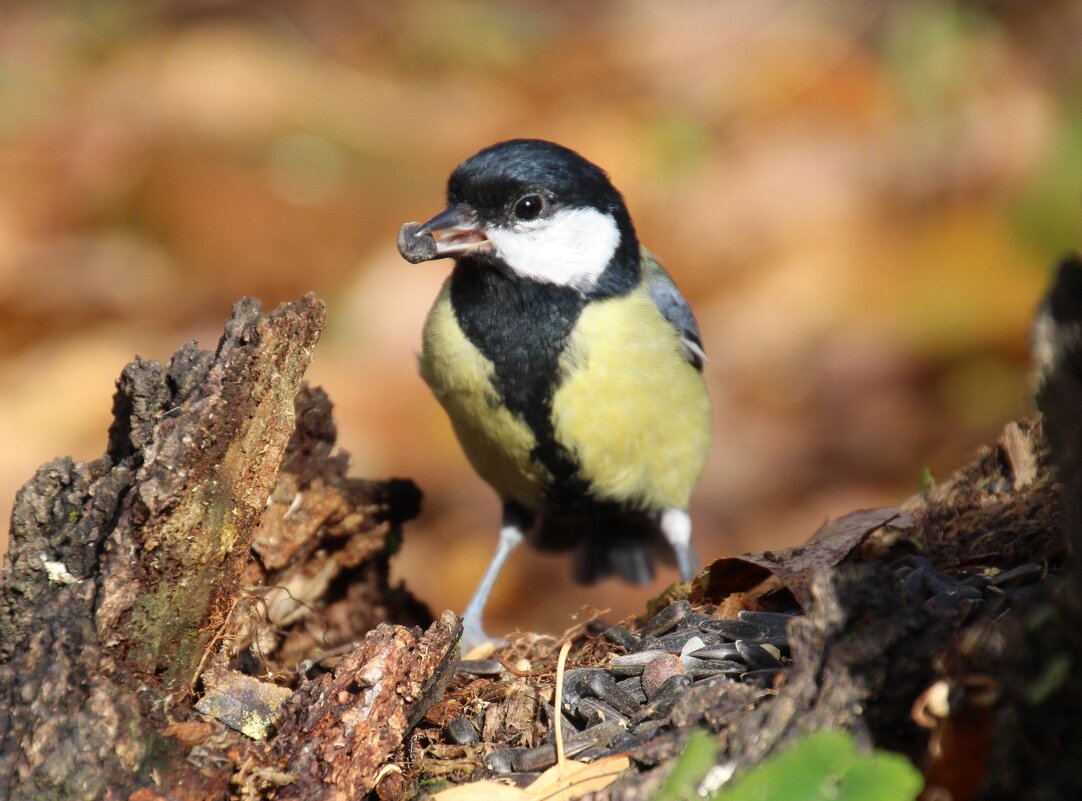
[2,0,1080,635]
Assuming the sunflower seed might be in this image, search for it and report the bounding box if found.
[962,574,991,591]
[759,636,791,656]
[483,748,515,773]
[691,660,746,679]
[634,636,666,653]
[653,673,693,703]
[690,643,742,661]
[630,675,691,724]
[616,676,648,704]
[576,697,629,728]
[561,668,610,708]
[925,593,981,619]
[655,629,701,653]
[585,671,641,717]
[603,625,639,650]
[444,715,479,745]
[742,668,784,686]
[699,618,764,641]
[737,611,795,639]
[901,566,930,598]
[735,640,782,670]
[510,745,556,773]
[639,600,691,638]
[679,636,707,671]
[610,650,668,675]
[457,659,503,677]
[990,563,1044,588]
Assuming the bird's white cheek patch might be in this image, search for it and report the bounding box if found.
[485,207,620,291]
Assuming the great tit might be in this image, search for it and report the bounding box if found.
[398,139,711,649]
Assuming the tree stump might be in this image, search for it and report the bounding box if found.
[2,290,1080,801]
[0,296,450,801]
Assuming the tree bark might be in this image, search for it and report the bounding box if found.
[0,296,443,801]
[2,293,1077,801]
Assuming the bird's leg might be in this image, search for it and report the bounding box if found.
[659,508,699,581]
[460,502,532,653]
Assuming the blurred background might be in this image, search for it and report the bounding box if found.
[2,0,1080,636]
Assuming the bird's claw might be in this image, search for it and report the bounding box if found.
[460,620,506,659]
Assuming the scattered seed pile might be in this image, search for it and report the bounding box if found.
[477,605,794,776]
[4,292,1073,801]
[405,541,1049,797]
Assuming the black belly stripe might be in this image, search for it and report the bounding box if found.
[449,257,595,508]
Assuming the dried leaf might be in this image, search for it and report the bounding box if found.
[162,720,215,747]
[429,644,629,801]
[194,669,293,740]
[523,755,632,801]
[426,756,631,801]
[694,508,911,608]
[1001,421,1038,489]
[427,780,527,800]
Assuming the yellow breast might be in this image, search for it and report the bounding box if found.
[420,277,711,514]
[552,286,711,511]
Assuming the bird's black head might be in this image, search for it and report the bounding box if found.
[402,139,640,295]
[447,139,626,223]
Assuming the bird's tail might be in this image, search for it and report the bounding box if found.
[529,510,674,585]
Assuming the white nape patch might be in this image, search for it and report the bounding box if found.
[484,206,620,292]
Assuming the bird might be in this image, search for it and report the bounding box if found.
[397,139,712,650]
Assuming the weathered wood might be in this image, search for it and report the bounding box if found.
[976,256,1082,801]
[0,296,333,799]
[274,611,461,800]
[724,564,951,763]
[242,384,429,671]
[2,287,1076,801]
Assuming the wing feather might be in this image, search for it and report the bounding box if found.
[642,249,707,369]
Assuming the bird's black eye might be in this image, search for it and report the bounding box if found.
[512,194,544,221]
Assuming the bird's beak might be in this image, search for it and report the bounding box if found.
[404,204,490,263]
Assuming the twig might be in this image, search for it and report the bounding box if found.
[554,640,572,779]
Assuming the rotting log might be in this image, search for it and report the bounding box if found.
[3,289,1079,801]
[0,295,442,801]
[273,611,461,800]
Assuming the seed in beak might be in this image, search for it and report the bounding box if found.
[397,221,439,263]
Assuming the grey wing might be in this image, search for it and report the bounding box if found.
[643,250,708,370]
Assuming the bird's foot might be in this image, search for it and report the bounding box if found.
[459,618,506,659]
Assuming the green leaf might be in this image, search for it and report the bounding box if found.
[709,731,923,801]
[918,466,935,497]
[654,729,721,800]
[651,729,923,801]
